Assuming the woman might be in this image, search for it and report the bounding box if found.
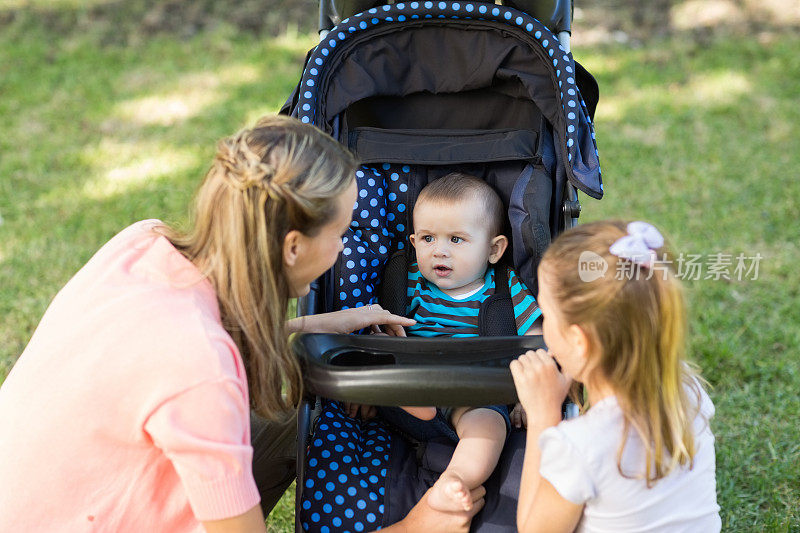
[0,115,484,532]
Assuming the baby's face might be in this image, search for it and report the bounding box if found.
[410,197,500,297]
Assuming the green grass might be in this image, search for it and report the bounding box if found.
[0,13,315,377]
[578,34,800,530]
[1,5,798,531]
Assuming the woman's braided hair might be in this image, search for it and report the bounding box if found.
[217,131,285,199]
[160,115,357,419]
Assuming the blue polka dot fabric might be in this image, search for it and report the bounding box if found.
[337,163,413,311]
[300,402,391,532]
[294,3,607,531]
[292,1,602,199]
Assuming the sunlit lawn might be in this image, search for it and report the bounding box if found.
[578,33,800,530]
[1,4,798,530]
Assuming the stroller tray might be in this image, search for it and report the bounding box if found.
[291,333,545,406]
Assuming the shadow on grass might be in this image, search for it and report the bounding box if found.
[0,0,319,43]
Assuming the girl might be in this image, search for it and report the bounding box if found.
[0,115,484,532]
[510,220,720,532]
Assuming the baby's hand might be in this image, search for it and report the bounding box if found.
[344,402,377,420]
[510,402,527,429]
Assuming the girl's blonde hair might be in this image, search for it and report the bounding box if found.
[540,220,704,486]
[158,115,357,420]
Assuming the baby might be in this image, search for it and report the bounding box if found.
[347,172,542,510]
[407,172,541,338]
[403,172,542,511]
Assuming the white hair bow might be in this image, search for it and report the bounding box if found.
[609,221,664,268]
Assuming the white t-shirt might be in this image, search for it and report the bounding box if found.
[538,385,721,532]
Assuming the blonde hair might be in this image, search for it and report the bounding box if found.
[158,115,357,419]
[416,172,505,236]
[540,220,705,486]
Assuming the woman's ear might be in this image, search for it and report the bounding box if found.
[283,230,302,268]
[488,235,508,264]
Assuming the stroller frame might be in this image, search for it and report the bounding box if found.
[281,1,601,530]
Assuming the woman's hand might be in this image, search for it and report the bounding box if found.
[510,349,572,429]
[380,485,486,533]
[287,304,415,336]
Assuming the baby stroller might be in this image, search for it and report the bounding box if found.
[280,1,602,531]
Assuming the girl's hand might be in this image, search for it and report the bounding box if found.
[510,402,527,429]
[510,349,572,427]
[288,304,415,336]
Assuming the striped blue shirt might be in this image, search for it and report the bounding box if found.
[406,262,541,337]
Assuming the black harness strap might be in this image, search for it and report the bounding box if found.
[478,263,517,336]
[379,250,411,318]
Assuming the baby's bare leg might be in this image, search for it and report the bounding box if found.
[428,407,507,511]
[401,406,437,420]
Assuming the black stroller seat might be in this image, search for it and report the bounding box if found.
[292,334,548,532]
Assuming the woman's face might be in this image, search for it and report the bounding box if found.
[285,179,357,298]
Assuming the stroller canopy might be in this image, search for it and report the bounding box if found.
[288,1,602,199]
